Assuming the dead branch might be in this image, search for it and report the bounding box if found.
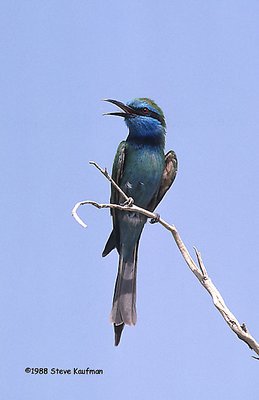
[72,161,259,357]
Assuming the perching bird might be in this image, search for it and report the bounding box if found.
[102,98,178,345]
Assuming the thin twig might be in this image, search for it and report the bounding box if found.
[89,161,129,202]
[72,161,259,357]
[194,246,208,278]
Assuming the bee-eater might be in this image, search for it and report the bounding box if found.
[102,98,178,345]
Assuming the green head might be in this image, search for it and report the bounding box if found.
[104,98,166,128]
[103,98,166,146]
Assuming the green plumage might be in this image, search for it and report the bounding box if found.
[102,98,178,345]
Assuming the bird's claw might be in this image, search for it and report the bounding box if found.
[122,197,134,207]
[150,213,160,224]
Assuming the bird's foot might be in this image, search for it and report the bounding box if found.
[122,197,134,207]
[150,213,160,224]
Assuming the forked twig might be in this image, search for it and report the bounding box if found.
[72,161,259,357]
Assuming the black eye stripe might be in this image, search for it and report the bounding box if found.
[149,110,164,124]
[132,107,163,123]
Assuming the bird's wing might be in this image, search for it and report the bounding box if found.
[148,150,178,211]
[102,141,127,257]
[110,141,127,205]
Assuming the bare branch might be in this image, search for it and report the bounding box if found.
[72,201,88,228]
[72,161,259,357]
[193,246,208,278]
[89,161,129,202]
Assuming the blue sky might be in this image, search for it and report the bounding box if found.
[1,1,259,398]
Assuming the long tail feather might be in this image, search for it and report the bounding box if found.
[111,243,138,345]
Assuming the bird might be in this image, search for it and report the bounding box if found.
[102,98,178,346]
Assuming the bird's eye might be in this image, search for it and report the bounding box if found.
[142,107,149,114]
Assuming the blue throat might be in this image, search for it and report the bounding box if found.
[125,116,165,148]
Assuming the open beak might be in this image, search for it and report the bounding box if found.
[103,99,136,117]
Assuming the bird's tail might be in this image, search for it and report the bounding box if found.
[111,242,139,346]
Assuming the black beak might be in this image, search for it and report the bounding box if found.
[103,99,136,117]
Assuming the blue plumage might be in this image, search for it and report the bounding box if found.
[103,98,178,345]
